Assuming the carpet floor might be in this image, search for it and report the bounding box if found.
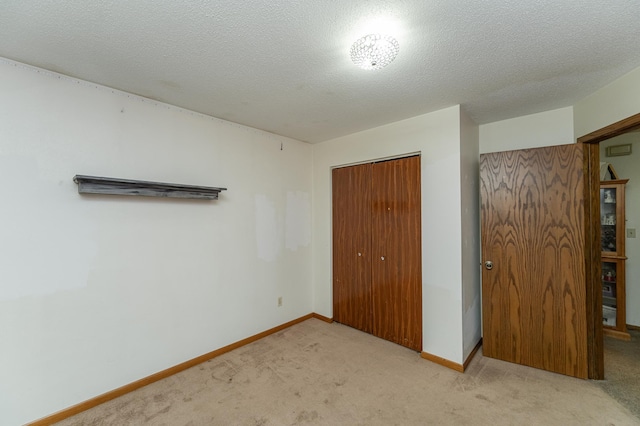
[55,319,639,425]
[597,329,640,419]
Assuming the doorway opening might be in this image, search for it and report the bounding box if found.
[578,112,640,380]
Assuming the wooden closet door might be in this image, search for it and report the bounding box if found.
[371,156,422,351]
[332,164,373,333]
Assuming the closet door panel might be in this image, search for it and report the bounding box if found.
[332,164,373,333]
[371,156,422,351]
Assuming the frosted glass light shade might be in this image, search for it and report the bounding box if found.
[350,34,400,70]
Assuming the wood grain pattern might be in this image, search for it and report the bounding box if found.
[26,314,315,426]
[332,164,373,333]
[332,156,422,351]
[583,142,604,379]
[480,144,588,378]
[371,156,422,351]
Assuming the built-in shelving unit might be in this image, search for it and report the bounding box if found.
[600,178,630,341]
[73,175,226,200]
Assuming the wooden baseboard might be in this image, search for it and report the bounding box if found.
[421,338,482,373]
[421,351,464,372]
[463,338,483,371]
[604,328,632,341]
[27,313,316,426]
[311,313,333,323]
[627,324,640,331]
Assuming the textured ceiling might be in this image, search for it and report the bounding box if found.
[1,1,640,143]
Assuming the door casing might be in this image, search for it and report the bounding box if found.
[578,112,640,379]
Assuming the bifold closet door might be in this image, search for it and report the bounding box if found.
[371,156,422,351]
[332,163,373,333]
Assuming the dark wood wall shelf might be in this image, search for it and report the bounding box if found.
[73,175,226,200]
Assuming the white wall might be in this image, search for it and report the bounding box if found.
[574,66,640,139]
[312,105,481,365]
[0,59,313,425]
[572,63,640,326]
[460,109,481,359]
[479,107,575,154]
[600,134,640,327]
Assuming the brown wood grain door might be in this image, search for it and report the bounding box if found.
[371,156,422,351]
[332,163,373,333]
[480,144,589,378]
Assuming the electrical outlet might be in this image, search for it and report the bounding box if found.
[278,297,283,307]
[627,228,636,238]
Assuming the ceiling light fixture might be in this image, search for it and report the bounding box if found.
[350,34,400,70]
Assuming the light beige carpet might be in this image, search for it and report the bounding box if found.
[55,319,639,425]
[598,329,640,419]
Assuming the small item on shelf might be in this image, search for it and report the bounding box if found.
[601,226,616,252]
[603,189,616,203]
[602,283,616,297]
[602,213,616,225]
[602,305,617,327]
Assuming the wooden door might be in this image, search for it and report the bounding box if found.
[332,163,373,333]
[371,156,422,351]
[332,156,422,351]
[480,144,589,378]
